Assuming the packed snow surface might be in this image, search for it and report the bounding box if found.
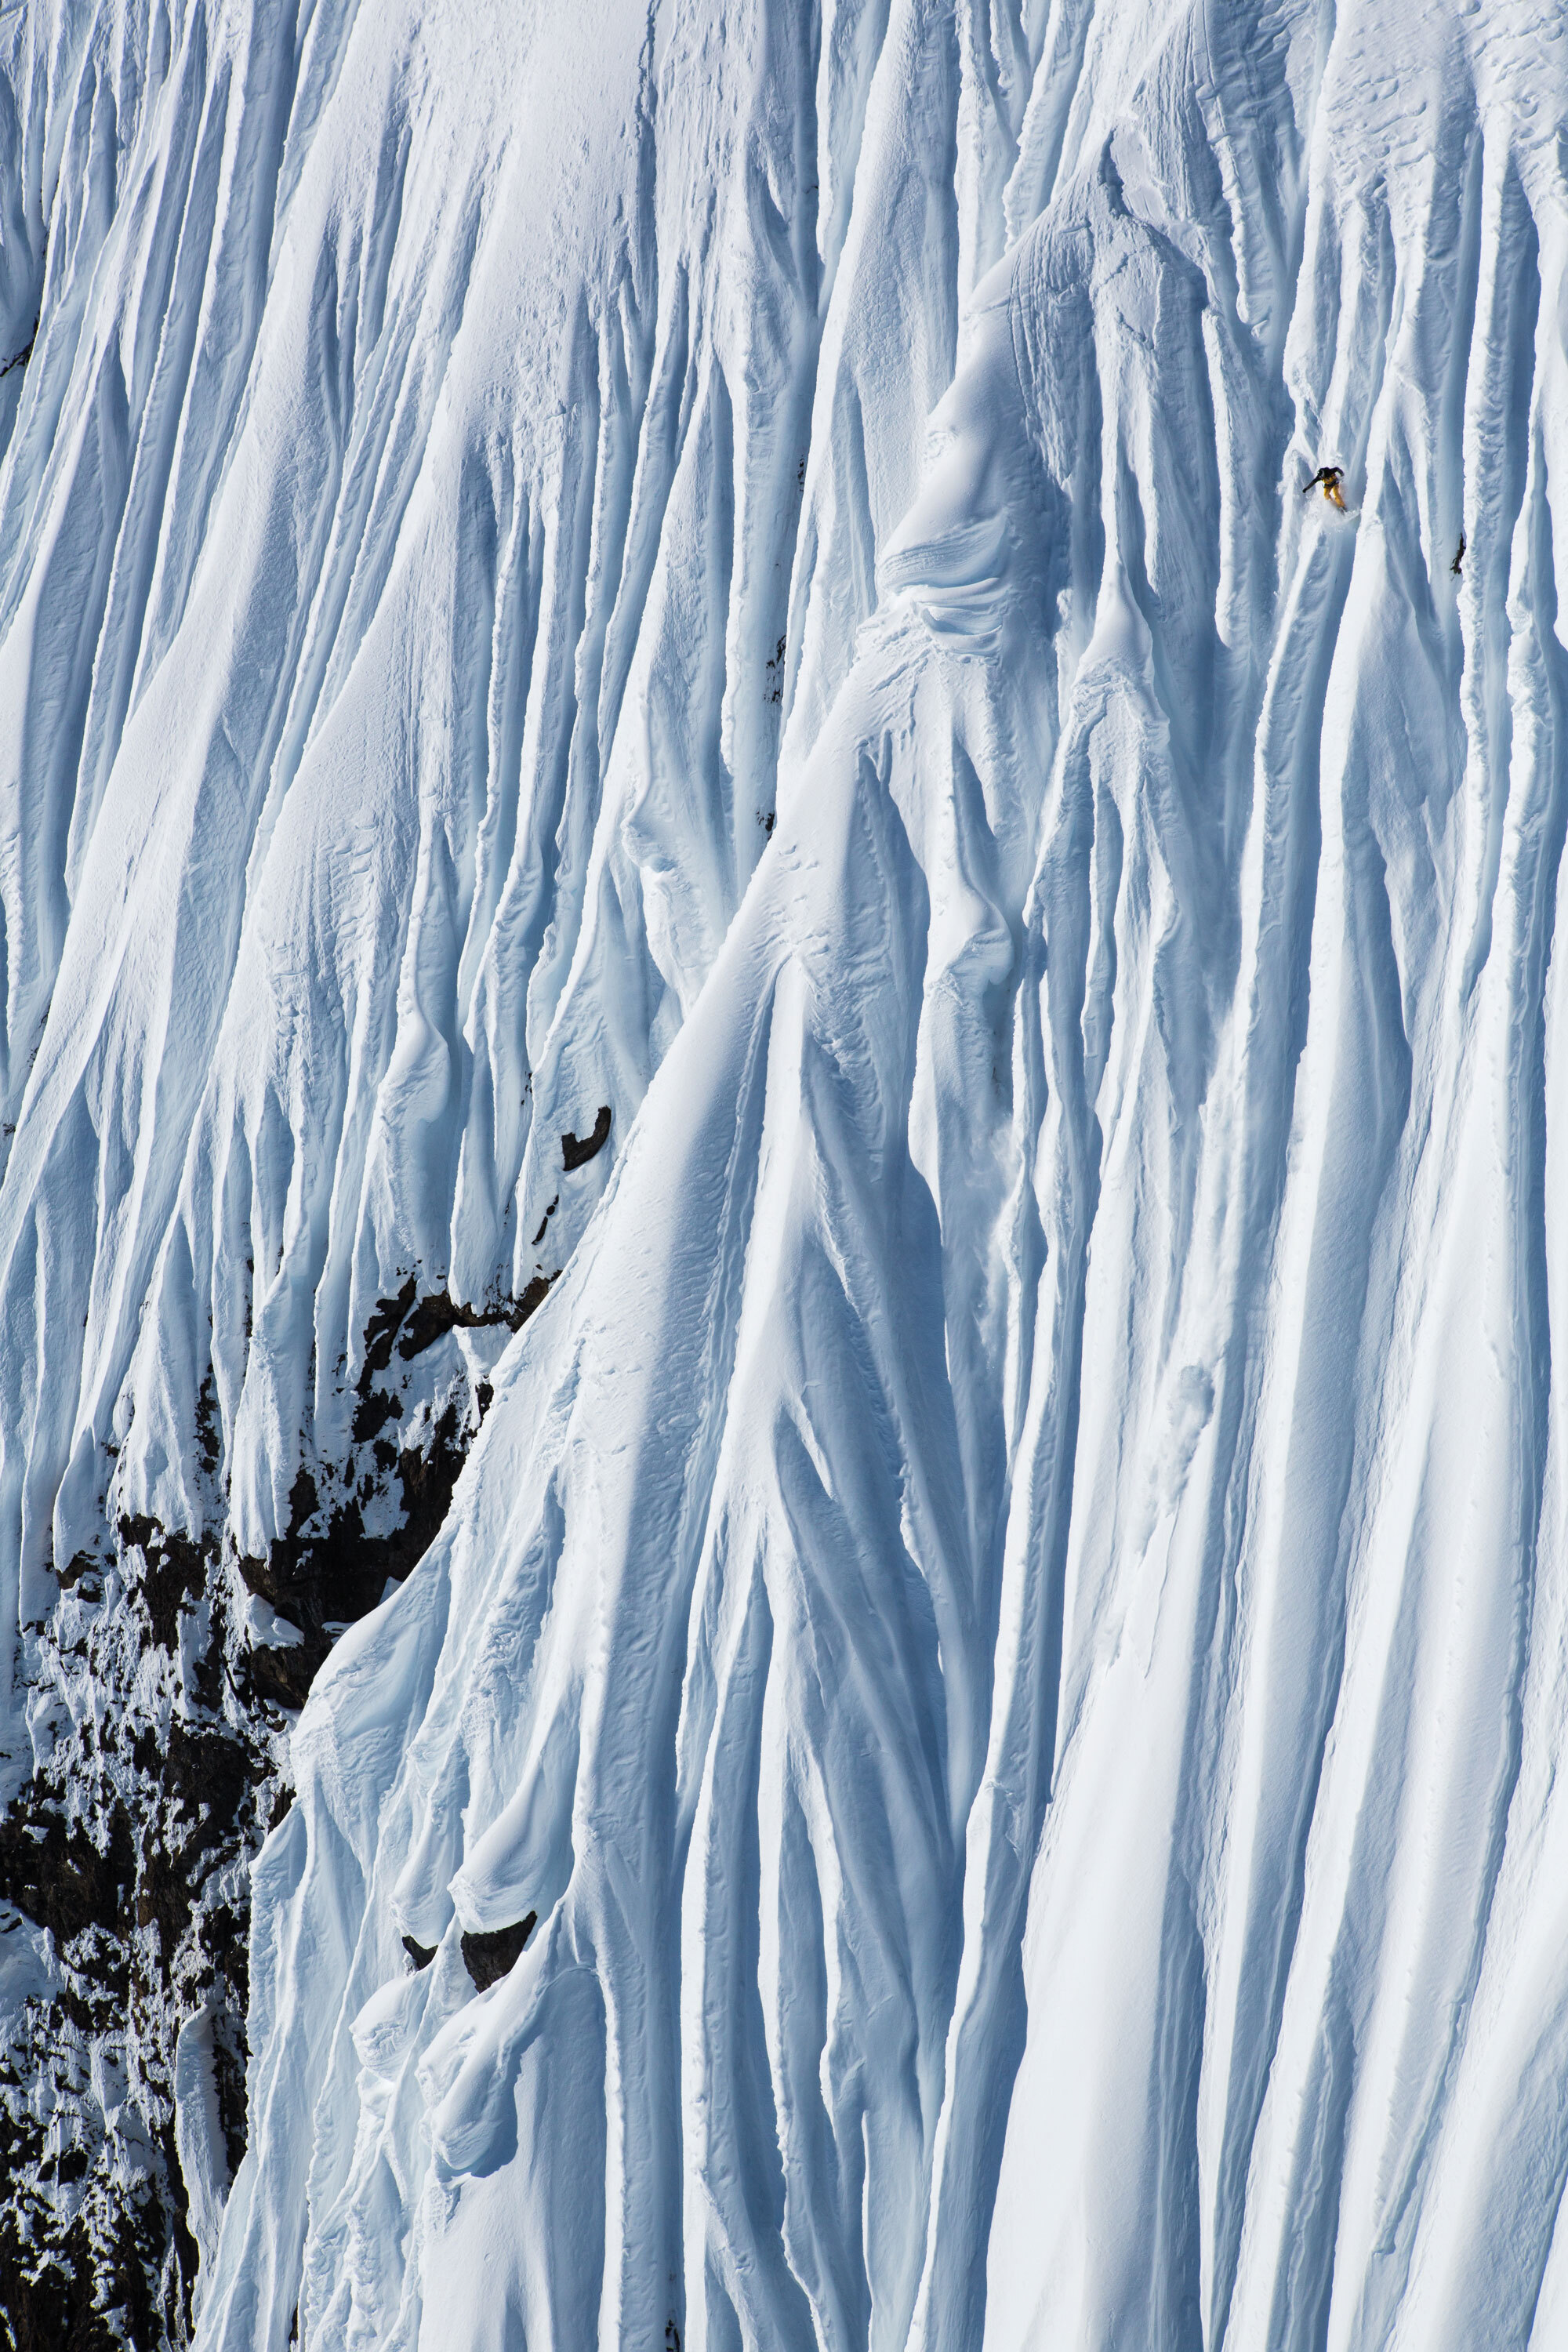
[2,0,1568,2343]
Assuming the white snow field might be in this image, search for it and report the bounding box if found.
[2,0,1568,2342]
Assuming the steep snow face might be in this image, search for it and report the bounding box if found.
[2,0,1568,2343]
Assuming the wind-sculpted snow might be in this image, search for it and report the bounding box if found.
[2,0,1568,2342]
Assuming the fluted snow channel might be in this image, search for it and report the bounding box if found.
[0,0,1566,2343]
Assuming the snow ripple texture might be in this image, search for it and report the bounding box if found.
[2,0,1568,2343]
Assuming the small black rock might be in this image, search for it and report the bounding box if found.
[461,1912,538,1991]
[561,1105,612,1171]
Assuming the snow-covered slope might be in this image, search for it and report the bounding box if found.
[2,0,1568,2343]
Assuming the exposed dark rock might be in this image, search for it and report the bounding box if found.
[210,2003,249,2181]
[561,1105,612,1170]
[166,1721,250,1833]
[241,1403,474,1670]
[0,2103,197,2351]
[397,1277,555,1361]
[0,1269,513,2343]
[0,2223,103,2352]
[351,1385,403,1444]
[397,1290,470,1357]
[194,1373,221,1477]
[0,1867,209,2348]
[358,1276,417,1389]
[402,1934,436,1971]
[238,1388,467,1639]
[0,1804,133,1946]
[517,1272,554,1320]
[0,1605,267,2347]
[287,1465,320,1533]
[461,1912,537,1991]
[118,1520,209,1651]
[126,1723,254,1964]
[246,1634,327,1713]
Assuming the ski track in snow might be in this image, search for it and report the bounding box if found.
[0,0,1566,2343]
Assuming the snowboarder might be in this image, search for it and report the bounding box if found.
[1302,464,1347,511]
